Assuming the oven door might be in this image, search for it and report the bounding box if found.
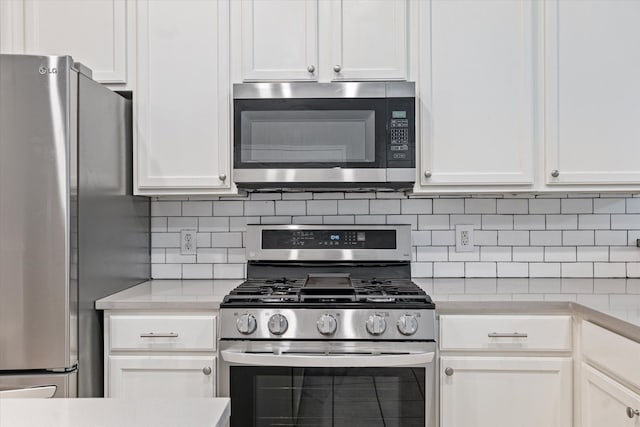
[233,98,388,185]
[219,341,435,427]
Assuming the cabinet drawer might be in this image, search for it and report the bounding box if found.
[110,314,216,351]
[582,321,640,391]
[440,315,572,351]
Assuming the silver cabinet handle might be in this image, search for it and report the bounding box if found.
[333,65,342,73]
[139,332,178,338]
[424,171,432,178]
[307,65,315,73]
[488,332,528,338]
[627,407,640,418]
[202,366,212,376]
[219,173,227,182]
[551,170,559,178]
[444,367,454,376]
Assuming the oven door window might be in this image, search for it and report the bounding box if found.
[230,366,425,427]
[234,99,387,168]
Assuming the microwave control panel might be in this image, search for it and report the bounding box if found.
[386,98,415,168]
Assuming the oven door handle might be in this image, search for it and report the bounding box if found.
[220,350,434,367]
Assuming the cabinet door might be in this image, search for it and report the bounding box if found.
[240,0,317,81]
[582,363,640,427]
[0,0,127,84]
[135,0,232,195]
[417,0,535,188]
[440,356,572,427]
[545,0,640,185]
[329,0,407,81]
[108,355,216,398]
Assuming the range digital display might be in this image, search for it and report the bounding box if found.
[262,230,396,250]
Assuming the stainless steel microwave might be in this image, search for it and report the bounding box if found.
[233,82,415,189]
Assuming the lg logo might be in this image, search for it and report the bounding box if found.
[38,65,57,75]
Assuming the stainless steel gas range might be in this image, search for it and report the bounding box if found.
[219,224,436,427]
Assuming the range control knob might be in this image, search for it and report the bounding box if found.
[268,314,289,335]
[236,313,257,335]
[397,314,419,336]
[317,314,337,335]
[366,314,387,335]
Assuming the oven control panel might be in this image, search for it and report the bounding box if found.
[221,308,435,341]
[262,229,397,250]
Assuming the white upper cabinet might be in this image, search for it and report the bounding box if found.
[328,0,407,81]
[416,0,536,190]
[0,0,128,84]
[135,0,233,195]
[234,0,408,82]
[240,0,318,81]
[545,0,640,186]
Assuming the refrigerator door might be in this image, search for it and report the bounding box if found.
[0,54,75,370]
[0,371,77,398]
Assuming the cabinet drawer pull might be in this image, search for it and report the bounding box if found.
[627,407,640,418]
[488,332,528,338]
[203,366,212,376]
[139,332,179,338]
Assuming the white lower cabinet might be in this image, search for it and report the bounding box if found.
[109,355,216,398]
[440,356,572,427]
[581,363,640,427]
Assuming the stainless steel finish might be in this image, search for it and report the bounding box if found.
[139,332,179,338]
[218,173,227,182]
[1,55,73,371]
[627,407,640,418]
[386,168,416,183]
[0,385,57,398]
[220,308,436,341]
[551,169,560,177]
[202,366,212,376]
[233,81,415,99]
[487,332,529,338]
[0,54,150,397]
[424,171,432,178]
[234,168,388,184]
[0,371,77,398]
[236,314,257,335]
[268,314,289,335]
[366,314,387,335]
[397,314,419,336]
[333,64,342,73]
[444,367,454,377]
[245,224,412,262]
[307,65,315,73]
[317,314,338,336]
[72,62,92,78]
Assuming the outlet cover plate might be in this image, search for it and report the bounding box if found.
[180,229,197,255]
[455,224,474,252]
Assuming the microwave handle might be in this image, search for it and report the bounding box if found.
[220,350,434,368]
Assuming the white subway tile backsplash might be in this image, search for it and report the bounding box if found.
[433,199,464,214]
[482,215,513,230]
[513,247,544,262]
[307,200,338,215]
[561,199,592,214]
[151,194,640,279]
[370,199,400,215]
[497,199,528,214]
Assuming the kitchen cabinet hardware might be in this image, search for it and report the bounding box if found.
[307,65,315,73]
[444,367,454,376]
[627,407,640,418]
[202,366,212,376]
[488,332,528,338]
[218,174,227,182]
[139,332,178,338]
[551,170,560,178]
[424,171,432,178]
[333,64,342,73]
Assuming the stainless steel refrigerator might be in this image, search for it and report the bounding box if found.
[0,54,150,397]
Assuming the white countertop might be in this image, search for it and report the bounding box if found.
[0,398,230,427]
[95,280,242,310]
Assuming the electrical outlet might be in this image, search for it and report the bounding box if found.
[180,229,197,255]
[455,224,474,252]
